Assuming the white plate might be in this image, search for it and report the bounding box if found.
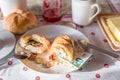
[0,30,16,59]
[15,25,93,74]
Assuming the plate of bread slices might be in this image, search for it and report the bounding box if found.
[15,25,93,74]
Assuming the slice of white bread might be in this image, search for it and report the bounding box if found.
[106,17,120,42]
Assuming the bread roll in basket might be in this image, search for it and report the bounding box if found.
[3,9,38,34]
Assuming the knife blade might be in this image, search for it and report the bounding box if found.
[14,52,35,59]
[77,40,120,59]
[14,53,28,59]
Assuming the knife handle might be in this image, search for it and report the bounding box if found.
[78,40,120,59]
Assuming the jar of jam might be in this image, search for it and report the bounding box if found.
[43,0,62,22]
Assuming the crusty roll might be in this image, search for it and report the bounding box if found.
[19,34,51,54]
[3,9,38,34]
[50,34,74,61]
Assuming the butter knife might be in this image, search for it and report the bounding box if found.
[77,40,120,59]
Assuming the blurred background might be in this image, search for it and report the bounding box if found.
[27,0,113,16]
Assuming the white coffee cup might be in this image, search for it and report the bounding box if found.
[72,0,101,26]
[0,0,27,17]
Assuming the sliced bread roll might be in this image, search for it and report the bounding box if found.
[50,34,74,61]
[19,34,51,54]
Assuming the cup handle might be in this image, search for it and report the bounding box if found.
[89,4,101,22]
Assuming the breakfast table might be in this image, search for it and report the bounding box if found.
[0,0,120,80]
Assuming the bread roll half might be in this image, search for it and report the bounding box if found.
[50,34,74,61]
[19,34,51,54]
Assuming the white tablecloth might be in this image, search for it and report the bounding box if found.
[1,0,120,80]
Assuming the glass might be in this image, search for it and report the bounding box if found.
[0,0,27,17]
[43,0,62,22]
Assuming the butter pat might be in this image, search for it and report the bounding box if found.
[106,17,120,42]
